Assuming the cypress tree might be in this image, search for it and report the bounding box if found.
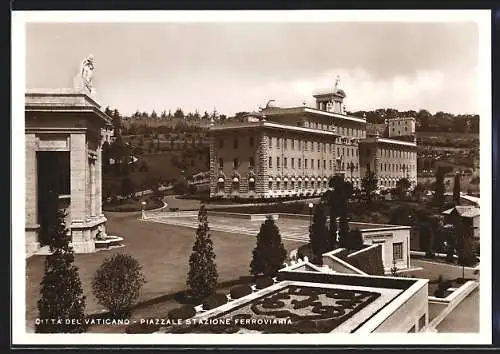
[338,217,351,249]
[348,228,364,251]
[250,216,287,277]
[309,203,329,265]
[453,172,461,206]
[36,191,86,333]
[434,167,446,208]
[187,203,218,300]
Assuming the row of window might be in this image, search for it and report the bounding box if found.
[269,138,360,154]
[302,121,366,138]
[216,180,330,193]
[269,157,359,171]
[219,158,254,169]
[379,149,416,159]
[379,163,415,173]
[219,137,255,149]
[268,180,329,190]
[218,135,363,151]
[218,157,361,172]
[390,120,413,126]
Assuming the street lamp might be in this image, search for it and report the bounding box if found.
[141,201,147,220]
[308,202,314,226]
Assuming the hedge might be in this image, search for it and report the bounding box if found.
[125,319,161,334]
[230,285,253,299]
[255,276,274,289]
[202,293,228,311]
[167,306,196,320]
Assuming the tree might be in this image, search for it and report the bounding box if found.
[396,178,411,200]
[361,170,378,205]
[102,141,111,174]
[112,109,122,136]
[37,191,86,333]
[391,258,399,277]
[174,108,185,119]
[433,167,446,208]
[187,204,219,299]
[347,228,364,251]
[309,203,329,265]
[419,222,435,258]
[250,216,287,277]
[443,225,456,263]
[92,253,146,318]
[337,217,351,249]
[454,216,475,267]
[121,177,135,198]
[453,173,461,206]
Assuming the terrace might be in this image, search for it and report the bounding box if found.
[162,270,428,334]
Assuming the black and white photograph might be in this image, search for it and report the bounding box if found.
[12,10,491,345]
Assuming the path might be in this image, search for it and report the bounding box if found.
[143,213,311,243]
[163,195,321,211]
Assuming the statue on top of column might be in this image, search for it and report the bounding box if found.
[74,54,96,96]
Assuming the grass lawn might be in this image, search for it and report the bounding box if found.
[26,211,305,332]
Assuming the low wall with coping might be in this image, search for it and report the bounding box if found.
[426,280,479,330]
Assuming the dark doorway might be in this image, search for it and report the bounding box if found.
[37,151,70,246]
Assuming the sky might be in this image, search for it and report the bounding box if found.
[25,21,480,117]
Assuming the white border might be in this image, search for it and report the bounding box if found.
[12,10,492,346]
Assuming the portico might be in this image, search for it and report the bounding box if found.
[25,89,112,254]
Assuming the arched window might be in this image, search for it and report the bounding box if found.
[232,175,240,192]
[217,177,225,192]
[248,175,255,191]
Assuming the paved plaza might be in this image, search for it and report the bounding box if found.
[144,212,312,242]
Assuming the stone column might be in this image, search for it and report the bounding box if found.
[256,133,269,197]
[90,157,96,217]
[25,134,38,226]
[70,133,87,224]
[209,138,217,197]
[25,134,39,251]
[96,143,103,216]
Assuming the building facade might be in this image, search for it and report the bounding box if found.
[25,57,114,255]
[209,83,418,199]
[359,135,418,189]
[387,117,416,138]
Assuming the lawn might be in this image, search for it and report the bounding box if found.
[25,211,304,332]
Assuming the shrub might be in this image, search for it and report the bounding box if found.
[37,192,86,333]
[230,285,252,299]
[250,216,287,277]
[297,244,312,260]
[202,293,228,310]
[167,306,196,320]
[91,253,146,318]
[187,204,219,300]
[125,320,161,334]
[255,276,274,289]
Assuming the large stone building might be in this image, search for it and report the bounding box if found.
[387,116,416,138]
[359,133,418,189]
[209,80,418,199]
[25,56,113,255]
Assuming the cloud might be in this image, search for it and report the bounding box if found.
[241,68,457,115]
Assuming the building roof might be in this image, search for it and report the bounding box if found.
[25,89,112,126]
[442,206,480,218]
[359,136,417,148]
[261,106,366,124]
[209,120,339,137]
[460,194,480,206]
[165,270,427,334]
